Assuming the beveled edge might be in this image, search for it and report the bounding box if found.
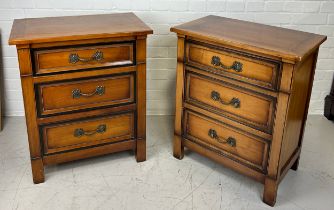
[170,15,327,63]
[8,12,153,45]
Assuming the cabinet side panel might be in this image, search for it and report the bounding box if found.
[279,51,318,170]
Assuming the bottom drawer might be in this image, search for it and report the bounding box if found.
[184,109,269,172]
[41,112,134,154]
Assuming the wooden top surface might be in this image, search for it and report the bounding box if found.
[9,13,153,45]
[171,15,326,62]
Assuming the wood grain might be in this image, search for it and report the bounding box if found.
[135,36,147,162]
[183,138,265,183]
[171,16,326,206]
[173,35,186,159]
[171,15,326,62]
[279,52,316,170]
[43,140,136,166]
[9,13,153,45]
[184,110,269,171]
[17,48,45,183]
[10,13,152,183]
[34,43,134,74]
[186,41,281,90]
[185,72,276,133]
[37,74,134,116]
[42,112,134,154]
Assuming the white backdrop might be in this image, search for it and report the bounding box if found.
[1,0,333,116]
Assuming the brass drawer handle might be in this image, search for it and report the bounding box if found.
[211,56,243,72]
[74,124,106,137]
[72,86,105,99]
[211,91,240,108]
[69,50,104,64]
[208,129,236,147]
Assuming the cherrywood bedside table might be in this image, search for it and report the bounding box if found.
[9,13,152,183]
[171,15,326,206]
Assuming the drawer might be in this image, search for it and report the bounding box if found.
[184,110,269,171]
[37,74,134,116]
[33,43,134,74]
[185,72,276,133]
[186,41,281,90]
[41,112,135,154]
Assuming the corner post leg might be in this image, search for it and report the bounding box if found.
[263,178,278,206]
[18,48,45,183]
[173,135,184,159]
[173,35,186,160]
[135,36,147,162]
[136,139,146,162]
[31,158,45,184]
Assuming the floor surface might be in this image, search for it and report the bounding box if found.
[0,115,333,210]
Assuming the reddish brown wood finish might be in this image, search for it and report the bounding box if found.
[185,72,276,133]
[173,35,186,159]
[135,36,147,162]
[171,15,326,206]
[171,15,325,62]
[43,140,136,165]
[37,74,134,116]
[9,13,152,183]
[186,42,281,90]
[9,13,153,45]
[184,110,269,171]
[42,112,134,154]
[34,43,134,74]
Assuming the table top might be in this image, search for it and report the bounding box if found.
[171,15,326,62]
[9,12,153,45]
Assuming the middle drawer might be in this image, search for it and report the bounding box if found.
[36,74,135,116]
[185,71,276,133]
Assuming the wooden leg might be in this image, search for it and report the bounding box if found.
[31,158,45,184]
[263,178,278,206]
[136,138,146,162]
[291,156,300,171]
[173,135,184,159]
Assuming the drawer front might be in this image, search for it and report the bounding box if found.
[42,112,135,154]
[186,42,281,90]
[34,43,134,74]
[184,110,269,171]
[185,72,276,133]
[37,74,134,116]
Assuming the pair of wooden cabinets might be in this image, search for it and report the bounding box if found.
[9,13,326,206]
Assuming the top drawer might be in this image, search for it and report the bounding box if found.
[33,43,134,75]
[186,41,282,90]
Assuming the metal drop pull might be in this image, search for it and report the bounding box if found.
[74,124,107,137]
[211,56,243,72]
[208,129,236,147]
[69,50,104,64]
[72,86,105,99]
[211,91,240,108]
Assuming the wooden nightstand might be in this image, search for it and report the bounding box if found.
[9,13,152,183]
[171,16,326,206]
